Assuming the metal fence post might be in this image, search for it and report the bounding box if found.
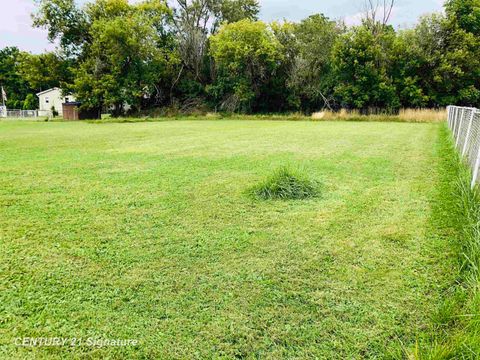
[449,106,454,129]
[462,109,475,156]
[453,107,460,140]
[452,106,458,130]
[452,106,456,130]
[455,108,464,147]
[447,106,451,128]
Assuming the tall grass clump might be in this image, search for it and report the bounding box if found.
[249,167,320,200]
[416,126,480,358]
[457,182,480,283]
[434,168,480,357]
[398,108,446,123]
[313,108,446,123]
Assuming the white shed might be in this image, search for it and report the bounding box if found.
[36,88,75,116]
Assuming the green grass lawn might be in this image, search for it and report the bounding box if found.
[0,120,455,359]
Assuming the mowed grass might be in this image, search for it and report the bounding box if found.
[0,120,455,359]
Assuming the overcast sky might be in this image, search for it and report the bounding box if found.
[0,0,445,54]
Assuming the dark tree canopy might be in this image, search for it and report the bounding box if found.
[1,0,478,114]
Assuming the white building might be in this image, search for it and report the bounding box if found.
[36,88,75,116]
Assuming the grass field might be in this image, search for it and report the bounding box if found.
[0,119,457,358]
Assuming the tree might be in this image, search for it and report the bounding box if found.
[23,94,38,110]
[27,0,480,114]
[208,0,260,32]
[0,48,70,110]
[362,0,396,28]
[396,7,480,107]
[33,0,90,56]
[0,47,30,109]
[171,0,211,85]
[35,0,177,115]
[445,0,480,35]
[443,0,480,106]
[169,0,260,105]
[389,26,431,108]
[332,25,400,112]
[73,0,175,115]
[17,52,72,93]
[208,20,283,112]
[284,14,343,111]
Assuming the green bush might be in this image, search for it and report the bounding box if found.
[51,106,59,118]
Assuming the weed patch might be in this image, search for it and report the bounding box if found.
[416,125,480,358]
[249,167,320,200]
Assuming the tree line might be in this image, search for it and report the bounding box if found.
[0,0,479,114]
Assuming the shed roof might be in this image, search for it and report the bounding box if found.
[36,87,61,97]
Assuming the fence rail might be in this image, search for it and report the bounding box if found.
[447,105,480,188]
[7,110,38,118]
[0,108,44,119]
[0,109,54,118]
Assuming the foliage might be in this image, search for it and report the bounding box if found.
[33,0,90,56]
[285,15,343,111]
[33,0,176,115]
[392,2,480,108]
[208,0,260,32]
[22,94,38,110]
[17,52,72,93]
[170,0,259,94]
[2,0,480,114]
[0,47,30,109]
[445,0,480,35]
[390,31,428,108]
[332,25,400,112]
[0,47,71,109]
[208,20,283,112]
[73,1,175,114]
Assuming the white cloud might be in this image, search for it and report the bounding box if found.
[0,0,55,53]
[343,5,399,26]
[343,11,363,26]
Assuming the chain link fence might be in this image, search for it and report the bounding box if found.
[0,108,43,119]
[448,105,480,188]
[0,108,53,119]
[6,110,39,118]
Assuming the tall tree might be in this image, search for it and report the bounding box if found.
[443,0,480,106]
[73,0,175,115]
[208,20,283,112]
[34,0,177,115]
[169,0,260,102]
[332,25,400,112]
[0,47,30,109]
[33,0,90,56]
[283,14,343,111]
[17,52,72,93]
[445,0,480,35]
[362,0,396,26]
